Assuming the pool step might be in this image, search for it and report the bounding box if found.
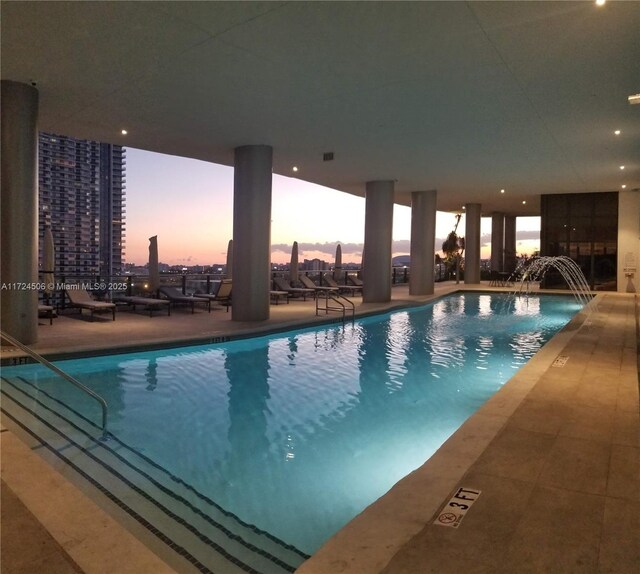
[1,376,308,574]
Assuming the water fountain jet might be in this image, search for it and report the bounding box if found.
[514,255,595,309]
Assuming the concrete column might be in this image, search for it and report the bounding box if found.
[232,145,272,321]
[464,203,481,284]
[409,190,437,295]
[1,81,39,344]
[504,215,517,273]
[363,180,394,302]
[490,212,505,271]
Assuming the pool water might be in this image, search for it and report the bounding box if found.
[1,293,581,571]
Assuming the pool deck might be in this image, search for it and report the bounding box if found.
[1,283,638,574]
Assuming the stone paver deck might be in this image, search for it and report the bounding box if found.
[1,284,638,574]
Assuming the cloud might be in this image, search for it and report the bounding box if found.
[272,241,364,257]
[272,230,539,256]
[516,230,540,241]
[392,239,411,252]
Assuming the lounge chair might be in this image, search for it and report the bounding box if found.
[193,279,232,311]
[113,295,171,317]
[322,274,362,296]
[347,275,363,287]
[38,304,56,325]
[65,286,116,320]
[488,270,512,287]
[159,286,211,313]
[299,274,339,294]
[270,290,289,304]
[273,276,315,300]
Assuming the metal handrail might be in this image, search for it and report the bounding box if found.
[1,330,108,435]
[315,291,355,322]
[334,293,355,322]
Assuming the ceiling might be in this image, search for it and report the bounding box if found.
[2,1,639,216]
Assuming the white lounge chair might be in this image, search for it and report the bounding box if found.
[65,286,116,321]
[159,286,211,313]
[322,274,362,296]
[193,280,232,311]
[273,276,315,300]
[299,274,339,293]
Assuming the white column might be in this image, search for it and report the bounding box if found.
[504,215,517,273]
[491,212,505,272]
[232,145,272,321]
[464,203,481,284]
[410,190,437,295]
[1,81,39,344]
[363,180,394,303]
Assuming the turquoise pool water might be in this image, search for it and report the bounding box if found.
[1,293,581,572]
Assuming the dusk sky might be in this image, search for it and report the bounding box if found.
[125,148,540,266]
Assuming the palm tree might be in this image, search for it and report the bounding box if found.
[441,215,465,281]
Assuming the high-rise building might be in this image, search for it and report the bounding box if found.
[38,132,126,279]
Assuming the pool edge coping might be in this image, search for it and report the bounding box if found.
[0,288,610,574]
[294,294,597,574]
[0,427,185,574]
[0,287,587,365]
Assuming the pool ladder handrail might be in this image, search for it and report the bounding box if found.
[1,329,108,435]
[315,290,355,322]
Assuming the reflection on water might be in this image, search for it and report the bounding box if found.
[513,294,541,315]
[478,294,493,317]
[145,358,158,391]
[1,293,580,556]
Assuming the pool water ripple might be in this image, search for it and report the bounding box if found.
[1,293,581,568]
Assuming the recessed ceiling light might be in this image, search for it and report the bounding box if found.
[522,200,527,204]
[462,206,466,210]
[614,130,621,135]
[622,184,627,189]
[629,94,640,105]
[121,129,128,135]
[595,0,606,6]
[292,166,299,172]
[500,189,505,194]
[620,165,625,170]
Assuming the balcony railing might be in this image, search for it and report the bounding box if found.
[37,265,451,310]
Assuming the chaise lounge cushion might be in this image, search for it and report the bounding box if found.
[65,286,116,320]
[159,286,211,313]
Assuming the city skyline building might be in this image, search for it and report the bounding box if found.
[38,132,126,279]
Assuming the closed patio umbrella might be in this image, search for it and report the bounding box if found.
[226,239,233,280]
[43,225,55,301]
[148,235,160,295]
[290,241,299,284]
[334,243,343,281]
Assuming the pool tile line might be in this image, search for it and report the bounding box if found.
[1,396,284,574]
[0,288,507,365]
[2,295,640,574]
[1,382,303,572]
[6,374,310,561]
[0,408,218,574]
[297,293,632,574]
[2,397,233,573]
[0,388,298,574]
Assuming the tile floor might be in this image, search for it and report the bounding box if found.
[301,292,639,574]
[1,284,638,574]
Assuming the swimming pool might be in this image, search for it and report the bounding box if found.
[1,293,582,573]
